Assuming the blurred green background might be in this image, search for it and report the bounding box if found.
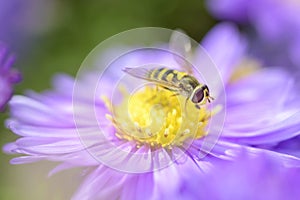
[0,0,216,199]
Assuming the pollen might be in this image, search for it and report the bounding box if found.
[102,86,212,148]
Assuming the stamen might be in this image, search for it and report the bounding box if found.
[102,86,215,148]
[145,128,152,136]
[164,128,169,137]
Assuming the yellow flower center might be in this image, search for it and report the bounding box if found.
[103,86,212,149]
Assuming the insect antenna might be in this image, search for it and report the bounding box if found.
[207,96,214,103]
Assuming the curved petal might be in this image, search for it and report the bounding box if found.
[195,23,246,96]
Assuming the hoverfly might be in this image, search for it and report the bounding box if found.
[123,67,213,109]
[123,30,214,109]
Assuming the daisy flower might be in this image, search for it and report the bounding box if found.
[0,43,21,111]
[4,24,300,199]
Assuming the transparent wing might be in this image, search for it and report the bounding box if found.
[123,67,151,80]
[123,66,180,90]
[169,30,194,74]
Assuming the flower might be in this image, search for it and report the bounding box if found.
[0,0,59,47]
[205,0,300,70]
[175,152,300,200]
[4,24,300,199]
[0,43,21,111]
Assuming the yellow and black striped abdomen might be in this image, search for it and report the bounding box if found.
[148,68,187,85]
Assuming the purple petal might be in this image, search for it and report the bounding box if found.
[206,0,250,22]
[195,23,246,96]
[219,140,300,167]
[72,166,127,200]
[10,156,47,165]
[0,43,21,110]
[223,112,300,144]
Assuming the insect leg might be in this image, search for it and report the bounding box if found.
[169,93,180,97]
[183,98,190,116]
[160,86,175,91]
[158,86,179,98]
[145,94,157,103]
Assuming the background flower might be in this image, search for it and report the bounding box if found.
[0,0,60,51]
[206,0,300,70]
[0,44,21,111]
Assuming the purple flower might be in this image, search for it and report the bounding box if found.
[0,0,59,48]
[176,152,300,200]
[4,24,300,199]
[0,43,21,111]
[206,0,300,69]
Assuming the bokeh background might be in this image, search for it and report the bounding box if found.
[0,0,216,199]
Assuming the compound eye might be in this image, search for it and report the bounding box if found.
[191,89,204,103]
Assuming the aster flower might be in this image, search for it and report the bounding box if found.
[205,0,300,70]
[4,24,300,199]
[0,43,21,111]
[175,152,300,200]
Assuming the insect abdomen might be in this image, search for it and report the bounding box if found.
[149,68,187,85]
[149,68,165,80]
